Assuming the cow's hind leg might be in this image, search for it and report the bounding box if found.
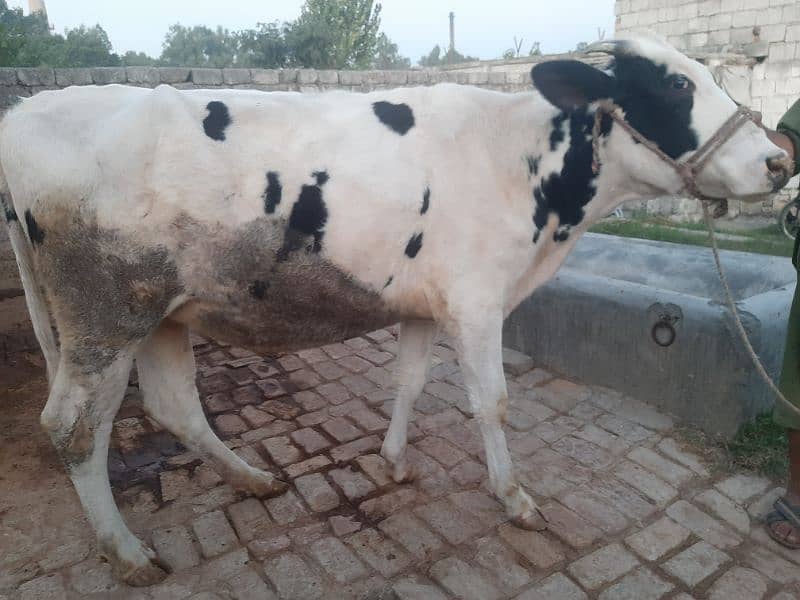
[381,319,437,482]
[41,352,169,586]
[136,319,287,497]
[453,310,546,530]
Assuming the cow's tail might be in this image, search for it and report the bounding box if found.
[0,165,59,385]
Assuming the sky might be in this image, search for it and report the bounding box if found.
[9,0,616,62]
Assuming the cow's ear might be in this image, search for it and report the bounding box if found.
[531,60,616,111]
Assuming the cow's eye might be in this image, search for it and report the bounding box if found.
[670,75,690,90]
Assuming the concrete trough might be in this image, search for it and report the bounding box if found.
[503,233,796,438]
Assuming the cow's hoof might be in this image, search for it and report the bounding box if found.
[510,510,548,531]
[233,470,288,498]
[390,460,418,483]
[121,558,170,587]
[102,541,171,587]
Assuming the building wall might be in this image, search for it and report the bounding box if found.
[615,0,800,218]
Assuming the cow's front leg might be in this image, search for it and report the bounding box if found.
[454,311,547,531]
[40,352,170,586]
[381,319,437,482]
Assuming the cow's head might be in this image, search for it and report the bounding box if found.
[531,34,791,200]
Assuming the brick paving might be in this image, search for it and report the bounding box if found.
[3,328,800,599]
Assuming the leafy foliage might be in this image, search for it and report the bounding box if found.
[0,0,410,70]
[286,0,383,69]
[160,24,237,68]
[418,44,477,67]
[236,22,289,69]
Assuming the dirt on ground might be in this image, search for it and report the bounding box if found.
[0,353,94,590]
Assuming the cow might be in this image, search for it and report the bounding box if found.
[0,34,791,586]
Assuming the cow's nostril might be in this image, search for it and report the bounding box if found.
[766,153,791,175]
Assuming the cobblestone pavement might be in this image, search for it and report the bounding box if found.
[2,328,800,599]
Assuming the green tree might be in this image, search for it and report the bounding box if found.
[372,32,409,69]
[160,24,237,67]
[419,44,477,67]
[0,0,56,66]
[120,50,158,66]
[60,25,119,67]
[236,21,288,68]
[286,0,383,69]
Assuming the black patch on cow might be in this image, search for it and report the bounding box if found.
[421,188,430,214]
[526,155,541,177]
[532,108,611,243]
[609,56,698,159]
[313,171,329,186]
[1,193,16,223]
[249,280,269,299]
[264,172,282,214]
[372,101,415,135]
[384,276,394,289]
[24,209,44,246]
[405,232,423,258]
[277,172,329,261]
[549,113,568,151]
[203,101,232,141]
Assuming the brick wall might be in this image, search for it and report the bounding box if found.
[615,0,800,218]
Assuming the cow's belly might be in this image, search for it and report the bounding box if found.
[169,216,402,354]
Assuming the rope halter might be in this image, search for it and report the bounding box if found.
[590,101,759,203]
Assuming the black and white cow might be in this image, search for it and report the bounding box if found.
[0,34,790,585]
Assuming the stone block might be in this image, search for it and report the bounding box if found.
[567,543,639,590]
[158,67,191,83]
[192,68,223,85]
[297,69,318,84]
[497,523,565,569]
[0,67,16,86]
[192,510,239,557]
[294,472,340,511]
[346,528,411,577]
[707,567,768,600]
[151,525,201,571]
[264,553,323,600]
[54,68,92,86]
[663,541,730,587]
[666,500,742,549]
[251,69,280,85]
[625,516,691,561]
[359,488,416,520]
[125,66,159,85]
[515,573,587,600]
[598,567,673,600]
[16,67,55,86]
[90,67,125,85]
[222,68,251,85]
[308,536,367,583]
[329,466,376,501]
[265,490,308,524]
[430,557,502,600]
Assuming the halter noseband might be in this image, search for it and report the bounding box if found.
[590,101,758,202]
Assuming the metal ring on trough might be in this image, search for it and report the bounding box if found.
[652,320,676,347]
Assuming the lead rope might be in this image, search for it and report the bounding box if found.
[701,202,800,419]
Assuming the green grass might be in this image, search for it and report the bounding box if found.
[676,414,789,480]
[725,414,790,480]
[590,217,792,257]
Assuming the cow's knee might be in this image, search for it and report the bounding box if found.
[41,393,97,467]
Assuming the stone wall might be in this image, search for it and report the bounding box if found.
[615,0,800,218]
[0,64,533,98]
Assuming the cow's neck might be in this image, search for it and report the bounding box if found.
[489,92,667,313]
